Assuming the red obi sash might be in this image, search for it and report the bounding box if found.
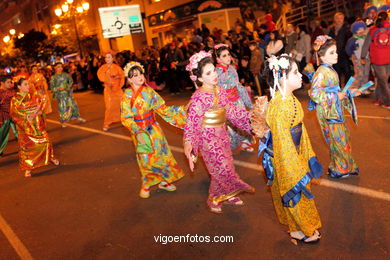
[134,110,156,128]
[225,88,239,102]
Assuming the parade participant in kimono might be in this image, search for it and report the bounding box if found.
[214,44,254,152]
[258,54,323,243]
[29,65,52,114]
[121,62,186,199]
[0,75,18,156]
[183,51,254,214]
[97,51,125,131]
[50,62,86,127]
[10,78,59,177]
[309,35,361,179]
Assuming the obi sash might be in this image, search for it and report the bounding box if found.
[225,87,240,102]
[258,123,323,207]
[134,110,156,128]
[202,106,226,128]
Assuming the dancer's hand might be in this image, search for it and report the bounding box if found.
[337,92,346,100]
[360,59,366,65]
[351,89,361,97]
[27,114,34,122]
[136,134,146,145]
[184,141,194,172]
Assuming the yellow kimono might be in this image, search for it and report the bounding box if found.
[121,85,186,188]
[264,92,322,236]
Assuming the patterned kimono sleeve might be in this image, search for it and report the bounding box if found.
[222,90,252,134]
[64,74,73,92]
[50,76,57,98]
[233,69,252,108]
[309,71,340,120]
[120,90,142,135]
[151,89,186,129]
[267,104,306,195]
[10,96,26,129]
[183,94,205,156]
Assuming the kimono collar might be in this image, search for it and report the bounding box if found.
[216,64,229,72]
[130,85,145,108]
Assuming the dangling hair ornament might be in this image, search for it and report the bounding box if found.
[267,54,291,99]
[185,50,212,89]
[124,61,144,78]
[313,35,332,66]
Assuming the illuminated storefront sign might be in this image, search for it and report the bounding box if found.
[99,5,144,38]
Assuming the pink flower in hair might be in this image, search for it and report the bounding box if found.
[185,50,212,71]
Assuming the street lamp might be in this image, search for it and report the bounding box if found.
[3,35,10,43]
[54,1,89,58]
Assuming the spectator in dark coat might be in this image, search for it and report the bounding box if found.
[329,12,353,85]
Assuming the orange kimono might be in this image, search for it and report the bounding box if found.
[29,73,52,114]
[10,92,55,171]
[97,63,124,127]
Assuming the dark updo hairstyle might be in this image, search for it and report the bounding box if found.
[214,45,229,59]
[263,55,296,89]
[313,38,336,65]
[191,56,214,87]
[17,78,27,87]
[127,65,144,79]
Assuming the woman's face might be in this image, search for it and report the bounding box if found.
[105,53,113,64]
[321,44,338,65]
[217,49,231,66]
[283,62,302,92]
[32,67,38,74]
[18,80,30,93]
[199,63,218,86]
[55,64,63,74]
[270,33,275,40]
[127,69,145,87]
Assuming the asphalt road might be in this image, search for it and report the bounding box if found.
[0,87,389,260]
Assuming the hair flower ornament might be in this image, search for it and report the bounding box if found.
[185,50,212,72]
[267,54,292,99]
[124,61,144,78]
[313,35,332,51]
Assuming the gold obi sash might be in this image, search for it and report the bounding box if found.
[202,106,226,128]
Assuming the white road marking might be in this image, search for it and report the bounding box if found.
[0,213,34,260]
[46,119,390,202]
[347,115,390,120]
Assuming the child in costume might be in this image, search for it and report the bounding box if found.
[50,62,86,127]
[309,35,361,179]
[345,21,371,94]
[0,75,18,156]
[29,65,52,114]
[214,44,254,152]
[120,62,186,199]
[183,51,254,214]
[257,54,323,243]
[10,78,59,177]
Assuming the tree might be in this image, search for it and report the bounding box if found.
[13,29,69,63]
